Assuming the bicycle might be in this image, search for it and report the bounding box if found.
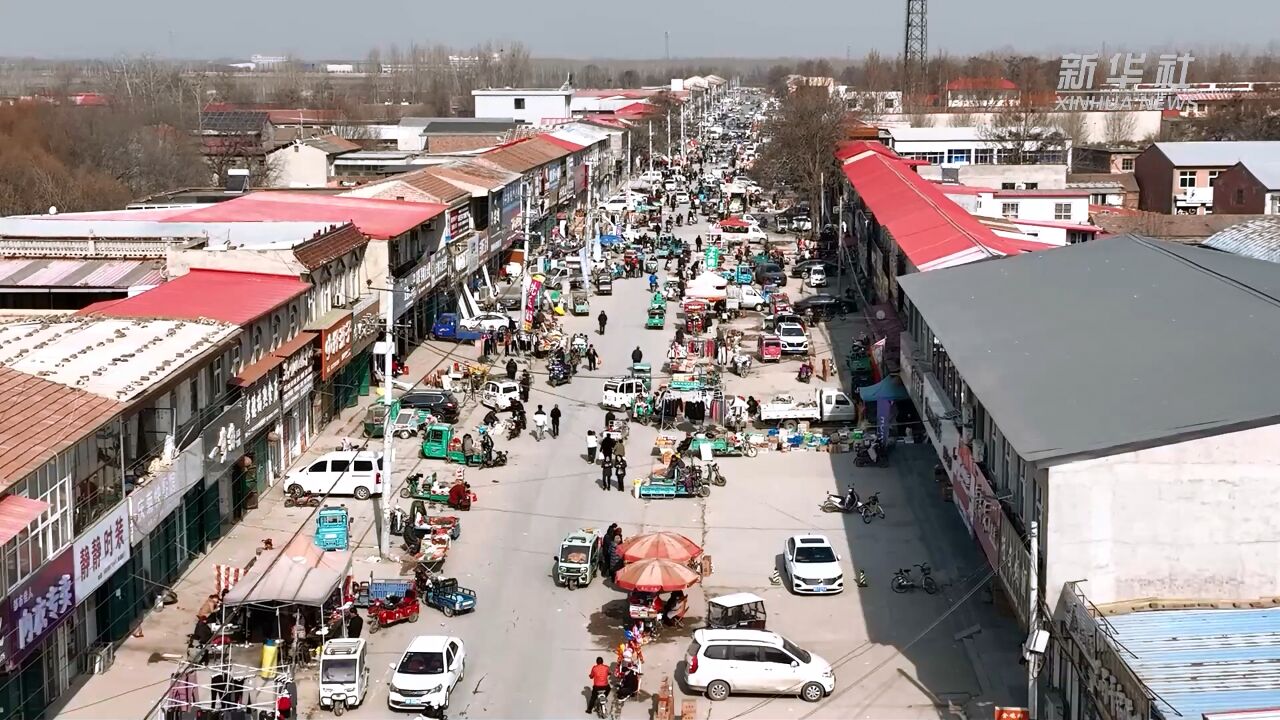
[891,563,938,594]
[859,492,885,524]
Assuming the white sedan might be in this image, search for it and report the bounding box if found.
[784,535,845,594]
[459,312,511,333]
[387,635,466,712]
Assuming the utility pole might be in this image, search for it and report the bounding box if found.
[377,290,395,559]
[664,31,670,62]
[648,121,653,173]
[1027,519,1040,718]
[522,178,531,266]
[680,105,686,164]
[666,110,671,162]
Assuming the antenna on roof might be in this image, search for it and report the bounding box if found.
[560,73,573,91]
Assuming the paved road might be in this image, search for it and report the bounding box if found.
[316,212,1023,719]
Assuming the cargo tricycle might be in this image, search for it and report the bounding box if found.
[315,505,350,551]
[367,588,420,633]
[553,527,604,590]
[417,573,477,617]
[688,430,758,458]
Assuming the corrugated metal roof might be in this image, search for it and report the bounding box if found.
[82,269,310,325]
[0,258,165,289]
[1106,607,1280,719]
[1204,217,1280,263]
[1241,161,1280,190]
[1152,141,1280,168]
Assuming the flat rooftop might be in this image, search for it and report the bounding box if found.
[899,235,1280,464]
[0,317,238,402]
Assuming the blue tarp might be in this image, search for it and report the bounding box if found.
[599,234,622,246]
[858,376,909,402]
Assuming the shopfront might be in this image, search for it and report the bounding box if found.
[350,295,379,395]
[0,548,75,720]
[279,335,317,466]
[311,309,354,427]
[130,440,205,584]
[201,400,245,524]
[240,367,282,500]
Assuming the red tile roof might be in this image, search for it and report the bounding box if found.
[0,367,124,489]
[539,134,586,152]
[843,153,1027,271]
[615,102,656,117]
[947,77,1018,92]
[292,223,370,271]
[81,269,311,326]
[170,192,446,240]
[482,137,569,173]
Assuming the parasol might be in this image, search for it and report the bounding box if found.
[617,532,704,564]
[613,557,701,592]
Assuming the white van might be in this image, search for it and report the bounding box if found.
[602,377,647,410]
[684,629,834,702]
[284,450,384,500]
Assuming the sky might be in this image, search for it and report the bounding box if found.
[1,0,1276,61]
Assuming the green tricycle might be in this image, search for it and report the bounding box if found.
[688,430,758,458]
[629,393,654,423]
[646,306,666,329]
[420,424,486,466]
[400,471,449,502]
[630,362,652,389]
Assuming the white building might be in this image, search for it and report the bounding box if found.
[938,186,1096,244]
[266,135,360,188]
[839,88,903,116]
[473,88,574,126]
[888,126,1072,168]
[917,163,1067,190]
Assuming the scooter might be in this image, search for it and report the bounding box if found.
[796,362,813,383]
[821,488,859,513]
[704,461,726,486]
[285,489,322,508]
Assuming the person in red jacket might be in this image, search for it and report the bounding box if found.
[586,656,610,714]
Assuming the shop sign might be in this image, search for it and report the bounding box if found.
[548,164,561,192]
[430,252,448,284]
[522,276,543,332]
[998,512,1032,626]
[352,296,381,354]
[73,501,131,597]
[281,340,316,409]
[489,229,506,254]
[1,548,74,670]
[202,400,245,485]
[501,184,521,223]
[129,440,203,543]
[393,263,430,317]
[448,205,472,239]
[1060,586,1149,720]
[319,312,354,381]
[243,369,282,437]
[968,452,1002,571]
[575,162,588,193]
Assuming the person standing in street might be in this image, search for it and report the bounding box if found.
[505,358,518,381]
[600,433,617,464]
[586,345,599,371]
[597,311,608,335]
[631,346,643,364]
[600,455,613,491]
[519,369,531,402]
[550,404,562,438]
[586,430,599,463]
[614,455,628,491]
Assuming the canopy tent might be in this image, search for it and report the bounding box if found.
[598,234,622,247]
[858,376,909,402]
[684,272,728,302]
[223,535,352,608]
[691,271,728,289]
[718,217,749,229]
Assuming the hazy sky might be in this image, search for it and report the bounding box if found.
[3,0,1276,60]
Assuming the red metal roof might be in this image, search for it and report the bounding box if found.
[615,102,656,117]
[81,269,311,326]
[837,140,928,166]
[1011,218,1103,232]
[947,77,1018,91]
[0,495,50,545]
[719,217,750,229]
[169,193,446,240]
[843,153,1026,270]
[539,134,586,152]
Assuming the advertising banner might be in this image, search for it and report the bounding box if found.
[74,501,131,597]
[1,548,74,670]
[522,276,543,332]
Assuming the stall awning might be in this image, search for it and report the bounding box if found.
[222,535,351,607]
[0,495,49,545]
[858,376,909,402]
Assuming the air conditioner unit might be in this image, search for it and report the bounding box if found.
[971,439,985,463]
[91,643,116,674]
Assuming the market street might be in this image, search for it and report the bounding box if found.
[324,214,1024,719]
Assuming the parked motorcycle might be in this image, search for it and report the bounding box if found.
[704,461,726,487]
[820,487,859,513]
[284,488,322,508]
[891,563,938,594]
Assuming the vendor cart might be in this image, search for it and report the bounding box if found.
[571,290,590,315]
[687,429,757,458]
[685,310,706,334]
[635,466,711,499]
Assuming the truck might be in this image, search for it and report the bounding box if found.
[726,284,766,311]
[759,388,857,425]
[431,313,485,342]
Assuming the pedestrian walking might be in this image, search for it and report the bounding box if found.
[631,346,643,364]
[550,404,562,437]
[586,430,599,463]
[614,456,628,491]
[505,358,518,381]
[519,369,531,402]
[586,345,599,371]
[600,433,616,463]
[597,311,608,335]
[600,456,613,490]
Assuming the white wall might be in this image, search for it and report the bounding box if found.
[474,93,571,125]
[268,144,331,188]
[976,195,1088,223]
[886,110,1162,145]
[1045,422,1280,608]
[918,164,1067,189]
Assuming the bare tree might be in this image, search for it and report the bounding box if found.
[756,90,852,231]
[1053,111,1090,145]
[1173,98,1280,141]
[905,112,933,127]
[949,112,976,127]
[1103,112,1138,145]
[980,99,1067,165]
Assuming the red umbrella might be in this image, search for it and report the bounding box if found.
[613,558,701,592]
[617,532,704,564]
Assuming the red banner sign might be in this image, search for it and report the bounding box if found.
[318,312,353,381]
[522,277,543,333]
[963,444,1002,571]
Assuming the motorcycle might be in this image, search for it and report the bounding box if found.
[854,437,889,467]
[796,362,813,383]
[891,563,939,595]
[704,462,726,487]
[859,492,885,524]
[480,449,508,468]
[821,488,859,513]
[731,354,752,377]
[285,488,322,508]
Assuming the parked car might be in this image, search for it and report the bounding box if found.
[459,312,511,334]
[792,293,853,319]
[783,535,844,594]
[806,266,828,287]
[791,216,813,233]
[387,635,467,713]
[284,451,384,500]
[399,390,460,422]
[684,629,834,702]
[789,259,839,279]
[776,322,809,355]
[754,263,786,287]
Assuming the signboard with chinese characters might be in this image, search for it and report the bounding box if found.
[966,450,1002,571]
[130,440,203,543]
[73,501,131,597]
[1055,52,1195,111]
[998,512,1032,627]
[351,296,381,355]
[242,369,282,437]
[501,184,521,227]
[448,205,472,239]
[202,400,245,485]
[1,548,74,670]
[319,311,353,381]
[280,339,316,410]
[522,276,543,332]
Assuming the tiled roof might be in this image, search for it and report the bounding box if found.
[0,367,124,489]
[82,269,311,325]
[292,223,370,271]
[1067,173,1139,192]
[301,134,361,154]
[482,137,569,173]
[1091,209,1268,241]
[397,170,471,203]
[430,160,520,192]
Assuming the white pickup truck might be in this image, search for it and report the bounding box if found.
[760,389,857,425]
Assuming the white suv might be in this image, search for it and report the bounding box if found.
[684,629,834,702]
[388,635,466,713]
[777,323,809,355]
[784,535,845,594]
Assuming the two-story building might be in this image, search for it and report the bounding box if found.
[483,136,572,249]
[888,126,1072,168]
[1212,159,1280,215]
[1135,141,1280,214]
[472,87,574,126]
[896,237,1280,717]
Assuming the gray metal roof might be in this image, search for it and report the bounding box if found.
[1204,217,1280,263]
[1242,160,1280,190]
[899,235,1280,465]
[1153,141,1280,167]
[1104,607,1280,719]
